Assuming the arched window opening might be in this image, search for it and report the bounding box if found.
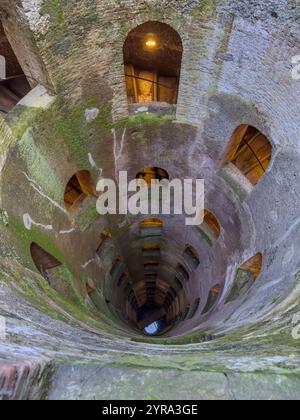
[145,273,157,280]
[140,218,163,238]
[136,167,169,185]
[182,305,190,321]
[86,282,96,295]
[163,286,177,311]
[197,210,221,246]
[123,21,183,105]
[184,245,200,270]
[142,244,160,258]
[118,272,129,288]
[140,218,163,228]
[30,243,62,287]
[64,170,97,214]
[0,22,31,116]
[146,282,156,304]
[144,261,160,271]
[110,257,124,279]
[204,210,221,237]
[188,298,201,319]
[225,125,272,185]
[202,284,221,315]
[96,228,112,256]
[176,264,189,282]
[226,253,263,303]
[174,277,183,291]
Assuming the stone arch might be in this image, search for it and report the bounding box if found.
[64,170,97,214]
[225,125,272,185]
[123,21,183,105]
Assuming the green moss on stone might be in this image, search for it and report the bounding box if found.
[7,106,45,140]
[127,113,174,128]
[75,197,99,232]
[0,210,9,227]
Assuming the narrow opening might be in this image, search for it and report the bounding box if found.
[204,210,221,237]
[118,273,129,288]
[145,273,157,279]
[176,264,189,282]
[184,245,200,270]
[144,261,160,270]
[174,277,183,290]
[30,242,62,287]
[0,21,31,116]
[110,257,124,278]
[96,228,112,256]
[140,218,163,238]
[136,167,169,185]
[142,244,161,258]
[196,210,221,246]
[86,282,96,295]
[64,170,97,214]
[202,284,221,315]
[140,218,163,229]
[226,253,263,303]
[240,253,263,279]
[182,305,190,320]
[225,125,272,185]
[123,21,183,105]
[188,298,201,319]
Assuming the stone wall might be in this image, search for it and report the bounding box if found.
[0,0,299,399]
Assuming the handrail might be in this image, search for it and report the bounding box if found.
[241,138,266,174]
[125,74,177,91]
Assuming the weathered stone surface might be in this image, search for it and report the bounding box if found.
[0,360,52,400]
[0,0,299,400]
[47,366,300,401]
[47,366,231,400]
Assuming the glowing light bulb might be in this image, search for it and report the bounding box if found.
[146,38,157,48]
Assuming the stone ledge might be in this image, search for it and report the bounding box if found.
[47,365,300,401]
[129,102,176,117]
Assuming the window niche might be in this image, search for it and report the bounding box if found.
[197,210,221,246]
[31,242,61,284]
[225,253,263,303]
[139,218,163,238]
[96,228,112,256]
[188,298,201,319]
[142,244,161,258]
[176,263,189,282]
[110,257,124,279]
[136,167,169,185]
[64,170,98,214]
[225,125,272,186]
[123,21,183,105]
[0,21,31,116]
[30,242,73,298]
[183,245,200,270]
[202,284,221,315]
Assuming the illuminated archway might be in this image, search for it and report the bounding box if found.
[0,21,31,115]
[226,253,263,303]
[136,167,169,185]
[64,170,97,214]
[123,21,183,105]
[225,125,272,185]
[202,284,221,315]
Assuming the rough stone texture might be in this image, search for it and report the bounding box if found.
[0,0,299,399]
[47,366,300,401]
[0,360,52,400]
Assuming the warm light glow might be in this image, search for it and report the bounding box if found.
[145,38,157,48]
